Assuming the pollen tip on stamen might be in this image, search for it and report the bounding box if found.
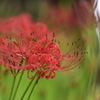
[71,43,73,45]
[78,38,80,41]
[30,32,34,36]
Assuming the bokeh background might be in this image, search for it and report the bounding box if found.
[0,0,99,100]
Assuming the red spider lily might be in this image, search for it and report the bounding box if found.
[0,14,33,38]
[43,7,75,28]
[0,32,85,79]
[26,39,62,79]
[0,14,85,79]
[0,14,50,41]
[42,1,94,31]
[3,36,85,79]
[0,38,25,75]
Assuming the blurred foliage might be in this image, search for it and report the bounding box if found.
[0,0,99,100]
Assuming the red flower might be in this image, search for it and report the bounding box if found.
[0,38,23,74]
[0,14,85,79]
[0,14,33,38]
[27,39,62,79]
[0,14,50,41]
[5,36,84,79]
[0,32,85,79]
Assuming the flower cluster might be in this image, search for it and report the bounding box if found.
[42,1,94,31]
[0,14,85,79]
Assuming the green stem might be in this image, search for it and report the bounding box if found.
[27,77,39,100]
[20,73,37,100]
[12,70,24,100]
[9,75,16,100]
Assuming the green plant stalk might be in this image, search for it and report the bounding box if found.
[9,75,16,100]
[12,70,24,100]
[27,77,39,100]
[20,72,37,100]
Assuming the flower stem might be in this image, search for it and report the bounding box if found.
[20,72,37,100]
[27,77,39,100]
[12,70,24,100]
[9,75,16,100]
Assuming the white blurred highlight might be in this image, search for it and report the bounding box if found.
[94,0,100,21]
[94,0,100,56]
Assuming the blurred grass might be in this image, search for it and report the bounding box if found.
[0,0,99,100]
